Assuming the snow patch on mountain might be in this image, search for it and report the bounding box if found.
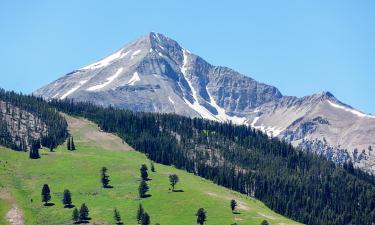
[168,97,175,105]
[87,68,123,91]
[127,72,140,86]
[82,49,129,70]
[131,50,142,59]
[327,100,375,119]
[60,80,88,99]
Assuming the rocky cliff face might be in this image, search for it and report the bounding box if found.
[0,100,48,150]
[34,32,375,172]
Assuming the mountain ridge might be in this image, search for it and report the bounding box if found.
[34,32,375,172]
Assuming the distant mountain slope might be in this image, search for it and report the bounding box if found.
[0,114,300,225]
[0,89,67,150]
[34,32,375,172]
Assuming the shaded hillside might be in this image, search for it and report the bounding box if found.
[50,99,375,225]
[0,89,68,151]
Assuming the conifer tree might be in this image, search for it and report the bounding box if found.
[79,203,89,222]
[261,220,269,225]
[71,136,76,150]
[138,180,149,198]
[230,199,237,213]
[196,208,206,225]
[72,208,79,224]
[41,184,51,206]
[140,164,149,181]
[150,161,155,172]
[29,139,41,159]
[101,166,110,188]
[169,174,179,191]
[62,189,72,207]
[114,208,122,224]
[137,204,144,224]
[141,212,150,225]
[67,136,71,150]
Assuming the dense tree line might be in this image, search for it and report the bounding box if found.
[50,99,375,225]
[0,89,68,151]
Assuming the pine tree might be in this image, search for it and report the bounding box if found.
[150,161,155,172]
[136,204,144,224]
[230,199,237,213]
[169,174,179,191]
[41,184,51,206]
[72,208,79,224]
[29,139,41,159]
[67,136,71,150]
[62,189,72,207]
[138,180,149,198]
[79,203,89,221]
[196,208,206,225]
[101,166,110,188]
[261,220,269,225]
[141,212,150,225]
[140,164,148,181]
[114,208,122,224]
[71,136,76,150]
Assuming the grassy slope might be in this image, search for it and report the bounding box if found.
[0,115,301,225]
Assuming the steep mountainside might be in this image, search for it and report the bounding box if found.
[34,32,375,172]
[0,89,68,151]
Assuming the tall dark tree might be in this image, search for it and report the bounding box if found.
[196,208,206,225]
[261,220,269,225]
[67,137,71,150]
[72,208,79,224]
[101,166,110,188]
[29,139,41,159]
[150,161,155,172]
[141,212,150,225]
[114,208,122,225]
[41,184,51,206]
[62,189,72,207]
[140,164,149,181]
[138,180,149,198]
[70,136,76,150]
[169,174,179,191]
[230,199,237,213]
[79,203,89,222]
[137,204,144,224]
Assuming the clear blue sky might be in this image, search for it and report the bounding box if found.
[0,0,374,114]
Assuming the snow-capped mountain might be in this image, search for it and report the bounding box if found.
[34,32,375,172]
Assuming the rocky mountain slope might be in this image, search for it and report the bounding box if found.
[34,32,375,172]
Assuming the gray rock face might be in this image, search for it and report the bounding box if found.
[34,32,375,172]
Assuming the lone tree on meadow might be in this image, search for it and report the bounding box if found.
[137,204,144,224]
[101,166,111,188]
[169,174,179,191]
[138,180,149,198]
[141,212,150,225]
[230,199,237,213]
[41,184,51,206]
[62,189,72,208]
[72,208,79,224]
[140,164,149,181]
[79,203,89,222]
[29,139,41,159]
[67,136,76,151]
[114,208,123,224]
[196,208,207,225]
[261,220,269,225]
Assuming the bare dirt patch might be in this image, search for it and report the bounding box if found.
[206,192,249,211]
[0,191,24,225]
[63,114,132,152]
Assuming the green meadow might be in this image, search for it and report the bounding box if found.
[0,115,301,225]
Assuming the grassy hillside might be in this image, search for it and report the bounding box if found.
[0,115,301,225]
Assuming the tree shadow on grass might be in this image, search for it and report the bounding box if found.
[64,204,75,208]
[233,211,241,215]
[172,189,184,193]
[44,202,55,206]
[103,185,114,189]
[141,194,152,198]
